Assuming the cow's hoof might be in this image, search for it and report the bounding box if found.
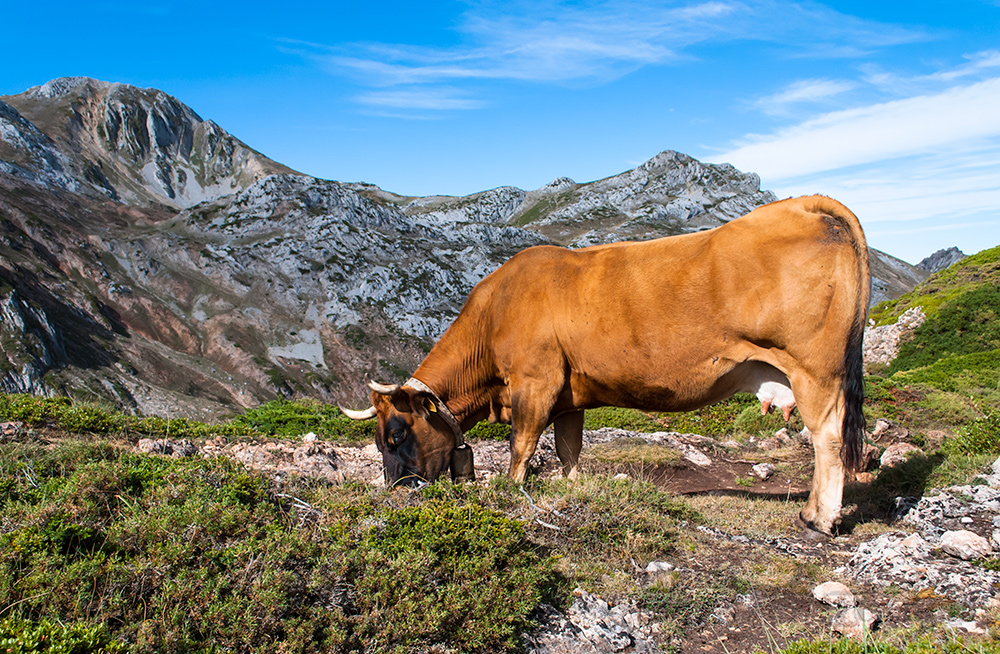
[795,513,834,540]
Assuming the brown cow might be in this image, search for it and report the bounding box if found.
[343,195,870,535]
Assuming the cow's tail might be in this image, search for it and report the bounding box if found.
[839,203,871,473]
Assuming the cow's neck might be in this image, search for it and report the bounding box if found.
[412,319,496,429]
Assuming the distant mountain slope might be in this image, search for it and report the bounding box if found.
[917,246,967,274]
[404,150,777,245]
[1,77,296,208]
[0,77,936,418]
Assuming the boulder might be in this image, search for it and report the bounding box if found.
[812,581,856,608]
[752,463,776,480]
[940,530,992,561]
[880,443,922,468]
[832,608,878,639]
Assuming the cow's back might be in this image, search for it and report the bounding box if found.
[480,195,869,410]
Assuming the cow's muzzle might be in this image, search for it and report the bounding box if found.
[450,444,475,483]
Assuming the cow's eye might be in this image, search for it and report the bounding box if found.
[388,428,407,447]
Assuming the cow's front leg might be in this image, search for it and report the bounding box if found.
[554,410,584,479]
[507,375,561,483]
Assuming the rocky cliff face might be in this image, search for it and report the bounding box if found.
[0,77,933,418]
[1,77,295,208]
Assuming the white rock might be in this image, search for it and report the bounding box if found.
[992,530,1000,550]
[992,456,1000,477]
[752,463,776,480]
[302,432,317,442]
[945,618,986,635]
[682,448,712,467]
[873,419,892,438]
[880,442,922,468]
[613,473,630,480]
[960,517,974,525]
[812,581,856,608]
[832,608,878,639]
[645,561,675,574]
[940,530,992,560]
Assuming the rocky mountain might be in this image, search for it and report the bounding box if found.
[0,77,932,419]
[1,77,295,208]
[917,246,967,273]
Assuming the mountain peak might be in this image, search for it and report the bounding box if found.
[916,246,966,273]
[2,77,295,209]
[25,76,112,99]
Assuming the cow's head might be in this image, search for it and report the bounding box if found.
[341,381,472,486]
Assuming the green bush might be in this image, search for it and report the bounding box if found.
[346,500,556,651]
[943,411,1000,456]
[654,394,760,436]
[0,617,124,654]
[0,441,559,654]
[889,285,1000,374]
[0,394,374,444]
[466,420,511,441]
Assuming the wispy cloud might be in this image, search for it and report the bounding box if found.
[280,0,928,111]
[753,78,857,114]
[715,76,1000,180]
[355,88,486,111]
[862,49,1000,93]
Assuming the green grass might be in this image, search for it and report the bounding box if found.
[775,634,1000,654]
[888,284,1000,375]
[584,406,665,432]
[0,394,375,444]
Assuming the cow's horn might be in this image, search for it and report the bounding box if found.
[368,380,400,395]
[339,405,378,420]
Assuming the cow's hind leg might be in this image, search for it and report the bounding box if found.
[794,377,847,535]
[554,410,584,479]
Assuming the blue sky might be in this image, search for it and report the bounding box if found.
[3,1,999,263]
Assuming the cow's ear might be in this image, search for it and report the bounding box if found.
[413,394,438,418]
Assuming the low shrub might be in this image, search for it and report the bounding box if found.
[0,617,124,653]
[466,420,511,441]
[653,395,756,436]
[943,411,1000,456]
[0,441,560,653]
[229,398,374,443]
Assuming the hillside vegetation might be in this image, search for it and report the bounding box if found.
[1,252,999,652]
[865,245,1000,440]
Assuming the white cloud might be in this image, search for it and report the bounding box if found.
[355,88,485,111]
[714,76,1000,181]
[754,78,857,114]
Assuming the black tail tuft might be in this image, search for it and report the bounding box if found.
[841,317,866,472]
